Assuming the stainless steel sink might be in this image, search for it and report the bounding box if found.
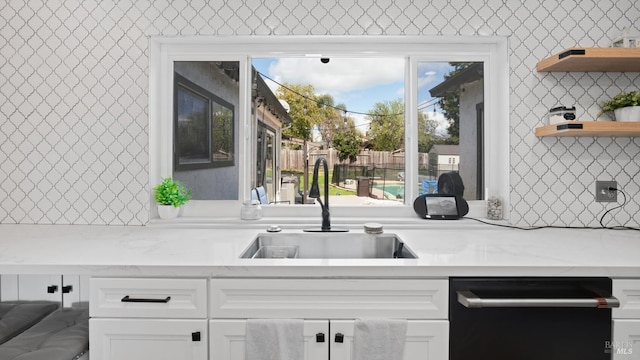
[239,232,417,259]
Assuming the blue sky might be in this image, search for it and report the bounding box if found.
[252,57,454,135]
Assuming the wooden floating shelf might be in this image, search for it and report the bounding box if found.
[535,121,640,137]
[536,48,640,72]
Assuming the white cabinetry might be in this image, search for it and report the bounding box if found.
[210,278,448,319]
[210,278,449,360]
[89,278,208,360]
[329,320,448,360]
[91,318,207,360]
[88,277,448,360]
[1,274,89,307]
[210,320,329,360]
[210,319,447,360]
[613,279,640,359]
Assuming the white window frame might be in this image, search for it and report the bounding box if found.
[149,36,509,220]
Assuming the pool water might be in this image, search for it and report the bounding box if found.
[372,183,404,199]
[372,181,436,199]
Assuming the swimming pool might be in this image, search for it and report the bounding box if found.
[372,181,436,199]
[372,183,404,199]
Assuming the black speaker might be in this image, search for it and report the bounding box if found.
[438,171,465,196]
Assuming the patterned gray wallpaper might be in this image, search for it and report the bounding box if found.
[0,0,638,226]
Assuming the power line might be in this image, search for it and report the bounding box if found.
[417,98,440,111]
[257,71,405,117]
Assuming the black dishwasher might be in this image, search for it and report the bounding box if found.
[450,277,619,360]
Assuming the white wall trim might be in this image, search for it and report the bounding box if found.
[149,35,510,220]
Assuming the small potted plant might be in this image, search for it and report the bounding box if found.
[153,177,192,219]
[599,90,640,121]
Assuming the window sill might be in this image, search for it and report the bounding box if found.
[149,200,490,227]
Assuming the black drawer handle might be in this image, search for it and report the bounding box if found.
[47,285,58,294]
[121,295,171,303]
[335,333,344,343]
[316,333,325,343]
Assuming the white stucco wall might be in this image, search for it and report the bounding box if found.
[459,79,484,200]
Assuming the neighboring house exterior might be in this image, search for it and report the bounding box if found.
[428,144,460,178]
[253,69,293,203]
[173,61,240,200]
[173,62,291,201]
[430,63,484,200]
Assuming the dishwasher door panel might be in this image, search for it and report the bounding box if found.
[450,277,614,360]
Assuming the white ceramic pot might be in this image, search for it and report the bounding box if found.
[614,106,640,122]
[157,205,180,219]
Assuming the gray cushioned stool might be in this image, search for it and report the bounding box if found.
[0,303,59,344]
[0,308,89,360]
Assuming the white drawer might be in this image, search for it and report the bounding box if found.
[613,279,640,319]
[211,278,448,319]
[90,278,207,318]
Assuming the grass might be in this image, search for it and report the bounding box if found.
[284,170,357,196]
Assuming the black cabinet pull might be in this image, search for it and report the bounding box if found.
[121,295,171,303]
[62,285,73,294]
[192,331,201,342]
[335,333,344,343]
[316,333,325,343]
[47,285,58,294]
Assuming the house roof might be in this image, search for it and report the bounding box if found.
[429,62,483,97]
[429,144,459,155]
[253,68,292,124]
[208,62,292,124]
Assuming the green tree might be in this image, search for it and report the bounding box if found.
[315,94,346,148]
[276,84,346,149]
[417,111,439,153]
[438,62,472,142]
[333,117,363,163]
[366,99,404,151]
[276,83,324,141]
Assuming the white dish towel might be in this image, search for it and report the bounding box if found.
[245,319,304,360]
[353,318,408,360]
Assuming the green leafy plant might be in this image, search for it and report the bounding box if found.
[599,90,640,115]
[153,178,192,207]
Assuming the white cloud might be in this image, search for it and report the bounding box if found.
[422,110,450,137]
[267,57,404,95]
[416,62,454,95]
[350,113,369,135]
[418,71,437,89]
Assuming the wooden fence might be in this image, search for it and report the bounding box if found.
[280,149,429,171]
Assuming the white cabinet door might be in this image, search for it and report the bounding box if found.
[210,319,329,360]
[614,279,640,319]
[0,274,89,308]
[62,275,90,308]
[330,320,449,360]
[612,319,640,359]
[0,274,62,303]
[90,318,207,360]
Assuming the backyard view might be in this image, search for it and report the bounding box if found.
[251,57,479,206]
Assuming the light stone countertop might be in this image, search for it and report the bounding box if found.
[0,219,638,278]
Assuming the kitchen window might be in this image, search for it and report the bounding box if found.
[149,36,509,219]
